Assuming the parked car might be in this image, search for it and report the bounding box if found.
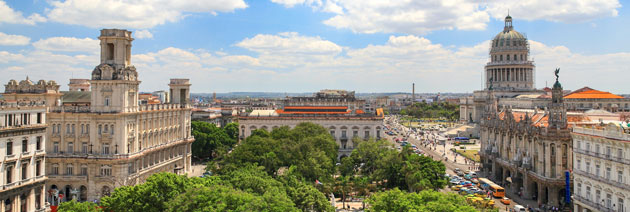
[501,197,511,205]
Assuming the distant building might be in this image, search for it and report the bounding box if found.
[2,77,62,108]
[571,123,630,212]
[191,108,222,127]
[152,90,168,104]
[68,79,90,92]
[0,104,47,212]
[238,90,384,158]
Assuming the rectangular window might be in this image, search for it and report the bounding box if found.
[35,193,41,209]
[606,167,611,180]
[353,131,358,137]
[364,130,370,138]
[6,166,12,184]
[576,159,581,171]
[81,166,88,176]
[586,161,591,173]
[52,165,59,175]
[36,160,41,176]
[22,139,28,153]
[103,144,110,155]
[66,165,73,176]
[619,148,624,159]
[330,131,335,137]
[577,183,581,197]
[619,170,624,183]
[53,142,59,153]
[596,164,600,177]
[6,141,13,155]
[82,142,88,154]
[619,198,624,212]
[67,142,74,153]
[21,163,27,180]
[100,166,112,176]
[606,146,611,158]
[577,141,581,150]
[37,113,42,124]
[36,136,42,150]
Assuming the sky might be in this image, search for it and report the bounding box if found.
[0,0,629,94]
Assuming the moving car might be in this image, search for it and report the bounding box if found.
[514,205,526,212]
[500,197,511,205]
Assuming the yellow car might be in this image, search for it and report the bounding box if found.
[451,185,463,191]
[500,197,511,205]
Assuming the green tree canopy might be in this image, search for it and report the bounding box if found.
[366,188,478,212]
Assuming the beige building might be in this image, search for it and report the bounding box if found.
[239,90,383,158]
[480,79,575,207]
[45,29,194,203]
[572,123,630,212]
[0,103,47,212]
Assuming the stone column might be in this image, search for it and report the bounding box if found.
[523,174,533,199]
[537,183,545,206]
[548,186,559,207]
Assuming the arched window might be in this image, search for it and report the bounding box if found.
[102,186,111,197]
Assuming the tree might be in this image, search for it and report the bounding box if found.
[366,189,478,212]
[224,122,239,140]
[100,173,193,212]
[191,121,237,160]
[58,200,102,212]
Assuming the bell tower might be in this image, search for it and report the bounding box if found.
[90,29,140,113]
[548,68,567,129]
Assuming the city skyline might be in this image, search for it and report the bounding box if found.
[1,0,629,93]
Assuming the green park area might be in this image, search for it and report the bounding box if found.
[456,150,480,162]
[57,121,496,212]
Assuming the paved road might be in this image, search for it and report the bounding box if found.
[384,117,520,211]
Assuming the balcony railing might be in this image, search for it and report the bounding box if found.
[575,149,630,165]
[573,195,615,212]
[574,169,629,191]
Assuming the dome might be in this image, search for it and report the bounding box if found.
[8,80,17,85]
[37,80,46,85]
[493,30,525,41]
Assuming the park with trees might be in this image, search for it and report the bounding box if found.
[58,122,493,212]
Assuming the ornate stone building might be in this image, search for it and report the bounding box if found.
[480,75,578,208]
[460,15,545,124]
[2,78,62,108]
[0,104,47,212]
[238,90,383,158]
[45,29,194,203]
[572,123,629,212]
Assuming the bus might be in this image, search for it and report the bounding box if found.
[477,178,505,198]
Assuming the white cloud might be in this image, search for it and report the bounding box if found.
[45,0,248,29]
[0,32,30,45]
[0,0,46,25]
[484,0,621,23]
[32,37,99,53]
[3,33,630,94]
[272,0,621,34]
[135,30,153,39]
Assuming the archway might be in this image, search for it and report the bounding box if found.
[64,185,73,201]
[102,186,111,198]
[80,186,88,202]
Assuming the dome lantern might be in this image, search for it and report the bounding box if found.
[504,14,513,32]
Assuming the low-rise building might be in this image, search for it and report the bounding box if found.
[239,90,384,158]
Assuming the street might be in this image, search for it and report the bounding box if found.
[383,116,525,212]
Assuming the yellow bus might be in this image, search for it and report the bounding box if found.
[477,178,505,198]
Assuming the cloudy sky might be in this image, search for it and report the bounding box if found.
[0,0,628,93]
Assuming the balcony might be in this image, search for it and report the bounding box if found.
[573,195,615,212]
[575,149,630,165]
[574,169,629,191]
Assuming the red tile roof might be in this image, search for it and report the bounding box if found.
[564,89,623,99]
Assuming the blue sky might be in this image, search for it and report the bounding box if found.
[1,0,629,93]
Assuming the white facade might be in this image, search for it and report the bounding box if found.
[0,105,47,212]
[572,124,630,212]
[239,117,383,157]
